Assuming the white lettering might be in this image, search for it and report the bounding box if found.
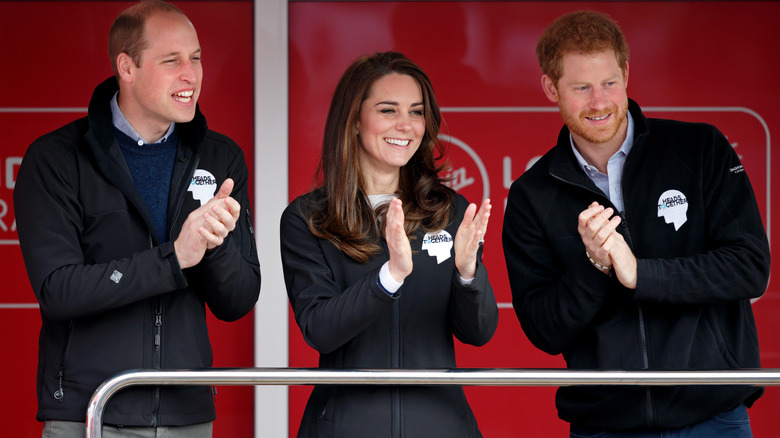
[503,155,542,214]
[5,157,22,189]
[443,167,474,192]
[0,199,8,232]
[503,156,513,189]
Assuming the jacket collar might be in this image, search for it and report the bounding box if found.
[548,98,648,184]
[84,78,208,244]
[86,77,208,154]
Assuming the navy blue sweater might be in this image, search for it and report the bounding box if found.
[115,128,178,242]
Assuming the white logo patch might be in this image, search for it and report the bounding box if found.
[188,169,217,206]
[657,189,688,231]
[109,270,123,284]
[422,229,453,264]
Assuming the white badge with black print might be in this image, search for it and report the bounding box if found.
[189,169,217,206]
[422,229,453,264]
[657,189,688,231]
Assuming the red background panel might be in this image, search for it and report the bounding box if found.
[0,2,254,437]
[289,2,780,437]
[2,1,779,437]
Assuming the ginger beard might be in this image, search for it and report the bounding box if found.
[559,96,628,145]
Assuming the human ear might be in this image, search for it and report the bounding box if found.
[541,75,559,103]
[116,53,135,83]
[623,61,630,88]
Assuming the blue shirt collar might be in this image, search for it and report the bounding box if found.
[110,92,175,146]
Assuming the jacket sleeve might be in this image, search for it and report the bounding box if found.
[14,134,189,322]
[280,199,396,354]
[192,146,261,322]
[449,196,498,347]
[502,178,615,356]
[634,125,770,304]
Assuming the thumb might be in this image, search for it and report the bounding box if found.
[215,178,234,199]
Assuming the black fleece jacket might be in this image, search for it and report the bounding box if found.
[281,190,498,438]
[14,77,260,426]
[503,100,770,430]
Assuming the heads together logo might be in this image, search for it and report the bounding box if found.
[657,189,688,231]
[189,169,217,206]
[423,135,485,263]
[422,229,454,263]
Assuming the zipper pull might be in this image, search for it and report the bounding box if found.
[54,367,65,402]
[155,314,162,349]
[245,208,255,237]
[245,208,255,257]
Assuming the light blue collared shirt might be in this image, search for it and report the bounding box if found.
[570,111,635,213]
[110,92,175,146]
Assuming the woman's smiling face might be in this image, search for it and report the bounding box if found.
[356,73,425,182]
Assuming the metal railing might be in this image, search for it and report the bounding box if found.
[87,367,780,438]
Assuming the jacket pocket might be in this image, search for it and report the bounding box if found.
[703,306,740,368]
[52,321,74,403]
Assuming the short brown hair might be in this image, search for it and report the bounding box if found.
[108,0,185,77]
[536,10,629,86]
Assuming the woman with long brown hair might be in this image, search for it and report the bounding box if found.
[281,51,498,437]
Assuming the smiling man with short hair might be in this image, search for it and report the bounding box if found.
[14,2,260,436]
[503,10,770,438]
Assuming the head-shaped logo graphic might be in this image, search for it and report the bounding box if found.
[422,229,454,264]
[657,189,688,231]
[189,169,217,206]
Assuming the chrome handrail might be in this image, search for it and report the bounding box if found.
[87,367,780,438]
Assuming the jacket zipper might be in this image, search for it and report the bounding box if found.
[54,322,74,402]
[620,200,655,429]
[616,166,655,428]
[637,303,654,426]
[393,301,401,438]
[245,208,255,258]
[152,151,194,426]
[382,239,402,438]
[555,173,657,426]
[168,155,199,242]
[169,201,185,245]
[152,297,163,426]
[149,233,163,426]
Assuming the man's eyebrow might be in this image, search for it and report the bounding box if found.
[159,48,202,58]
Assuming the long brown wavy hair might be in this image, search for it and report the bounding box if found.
[307,51,454,263]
